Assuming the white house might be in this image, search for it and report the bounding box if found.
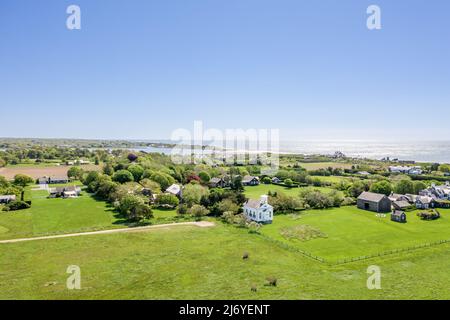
[165,184,182,198]
[243,195,273,223]
[389,166,422,175]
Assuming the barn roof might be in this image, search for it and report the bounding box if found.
[392,210,405,217]
[393,200,411,208]
[358,192,387,203]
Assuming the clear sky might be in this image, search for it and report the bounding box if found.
[1,0,449,141]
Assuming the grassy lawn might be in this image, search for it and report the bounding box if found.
[297,162,354,171]
[309,175,353,184]
[260,206,450,262]
[0,222,449,299]
[0,190,122,239]
[244,184,337,199]
[0,187,180,240]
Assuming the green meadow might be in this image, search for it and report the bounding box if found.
[243,184,336,199]
[0,188,178,240]
[1,185,449,299]
[261,207,450,262]
[0,223,449,299]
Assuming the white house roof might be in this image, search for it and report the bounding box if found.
[0,195,16,201]
[166,184,181,195]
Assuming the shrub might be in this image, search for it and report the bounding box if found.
[188,204,210,218]
[417,210,440,220]
[112,170,134,184]
[127,153,138,162]
[5,200,30,211]
[266,277,277,287]
[262,177,272,184]
[156,194,179,208]
[177,204,188,215]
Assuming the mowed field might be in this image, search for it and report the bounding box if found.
[244,184,338,199]
[261,207,450,262]
[0,188,179,240]
[0,222,449,299]
[297,162,354,171]
[0,164,100,180]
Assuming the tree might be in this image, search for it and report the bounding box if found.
[156,194,179,207]
[127,164,144,181]
[127,153,138,162]
[369,180,392,196]
[188,204,210,218]
[112,170,134,184]
[13,174,34,187]
[439,164,450,173]
[150,172,174,190]
[13,174,34,201]
[217,198,240,215]
[67,166,84,180]
[0,158,6,168]
[103,163,115,176]
[413,181,427,195]
[284,178,293,187]
[182,183,209,207]
[269,192,303,212]
[198,171,211,183]
[262,176,271,184]
[118,194,152,222]
[394,179,414,195]
[139,178,161,194]
[83,171,101,186]
[0,175,9,188]
[230,176,244,191]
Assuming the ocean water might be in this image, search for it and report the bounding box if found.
[141,140,450,163]
[278,140,450,163]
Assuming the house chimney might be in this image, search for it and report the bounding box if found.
[260,195,268,205]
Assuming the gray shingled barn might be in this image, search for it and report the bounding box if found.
[357,192,392,213]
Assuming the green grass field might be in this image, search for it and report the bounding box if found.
[296,162,354,171]
[0,188,179,240]
[1,185,450,299]
[261,206,450,262]
[244,184,336,199]
[0,222,449,299]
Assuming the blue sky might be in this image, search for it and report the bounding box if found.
[1,0,449,141]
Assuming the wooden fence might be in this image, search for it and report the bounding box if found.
[258,233,450,266]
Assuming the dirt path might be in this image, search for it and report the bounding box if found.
[0,221,215,244]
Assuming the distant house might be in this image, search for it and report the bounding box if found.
[419,182,450,200]
[0,195,16,204]
[392,200,411,211]
[271,177,281,183]
[165,184,182,198]
[49,186,81,198]
[415,196,435,209]
[209,177,227,188]
[391,210,407,223]
[38,176,70,184]
[243,195,273,223]
[357,192,392,213]
[389,165,422,175]
[242,176,260,186]
[357,171,371,176]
